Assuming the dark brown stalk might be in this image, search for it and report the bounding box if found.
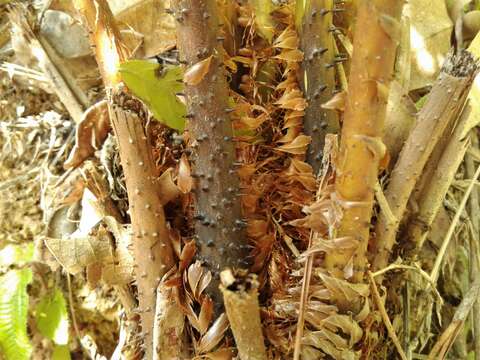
[325,0,404,284]
[172,0,250,307]
[297,0,339,173]
[373,50,478,272]
[73,0,175,357]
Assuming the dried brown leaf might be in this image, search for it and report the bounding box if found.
[64,100,110,169]
[196,313,229,354]
[177,154,193,193]
[158,168,181,205]
[179,240,196,272]
[322,91,346,111]
[318,273,369,301]
[274,49,304,62]
[198,296,214,335]
[274,28,298,49]
[275,89,307,111]
[184,55,213,86]
[277,135,311,155]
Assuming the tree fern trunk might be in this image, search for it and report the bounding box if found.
[172,0,250,309]
[297,0,340,174]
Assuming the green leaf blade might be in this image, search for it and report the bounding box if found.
[119,60,186,132]
[35,288,69,345]
[0,269,33,360]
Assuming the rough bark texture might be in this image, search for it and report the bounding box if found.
[220,270,267,360]
[109,95,175,358]
[153,281,187,360]
[326,0,404,282]
[298,0,339,174]
[73,0,175,357]
[172,0,250,307]
[373,50,478,272]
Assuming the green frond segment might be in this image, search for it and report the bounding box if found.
[52,345,71,360]
[0,269,33,360]
[295,0,307,33]
[119,60,186,132]
[35,288,69,345]
[250,0,275,43]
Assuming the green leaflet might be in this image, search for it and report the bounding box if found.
[0,269,33,360]
[119,60,186,132]
[295,0,307,33]
[52,345,71,360]
[250,0,275,43]
[35,288,69,345]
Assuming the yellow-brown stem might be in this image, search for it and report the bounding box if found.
[326,0,404,282]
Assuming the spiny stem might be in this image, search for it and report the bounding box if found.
[297,0,339,173]
[172,0,250,309]
[73,0,175,357]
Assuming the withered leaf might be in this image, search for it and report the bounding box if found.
[275,89,307,111]
[322,314,363,346]
[184,56,213,86]
[318,273,370,301]
[274,49,304,62]
[196,313,229,354]
[198,296,214,335]
[64,100,110,169]
[179,240,196,272]
[274,28,299,49]
[44,227,111,274]
[177,154,193,193]
[322,91,346,112]
[277,135,311,155]
[158,168,181,205]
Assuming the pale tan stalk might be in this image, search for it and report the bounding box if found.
[220,269,267,360]
[373,51,478,272]
[406,105,472,251]
[153,279,187,360]
[428,277,480,360]
[8,6,87,123]
[73,0,175,357]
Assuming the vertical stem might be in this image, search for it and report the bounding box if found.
[172,0,250,308]
[326,0,404,283]
[297,0,339,174]
[73,1,175,357]
[373,51,478,272]
[466,133,480,360]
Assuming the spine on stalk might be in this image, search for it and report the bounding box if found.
[73,0,175,357]
[172,0,250,307]
[297,0,340,173]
